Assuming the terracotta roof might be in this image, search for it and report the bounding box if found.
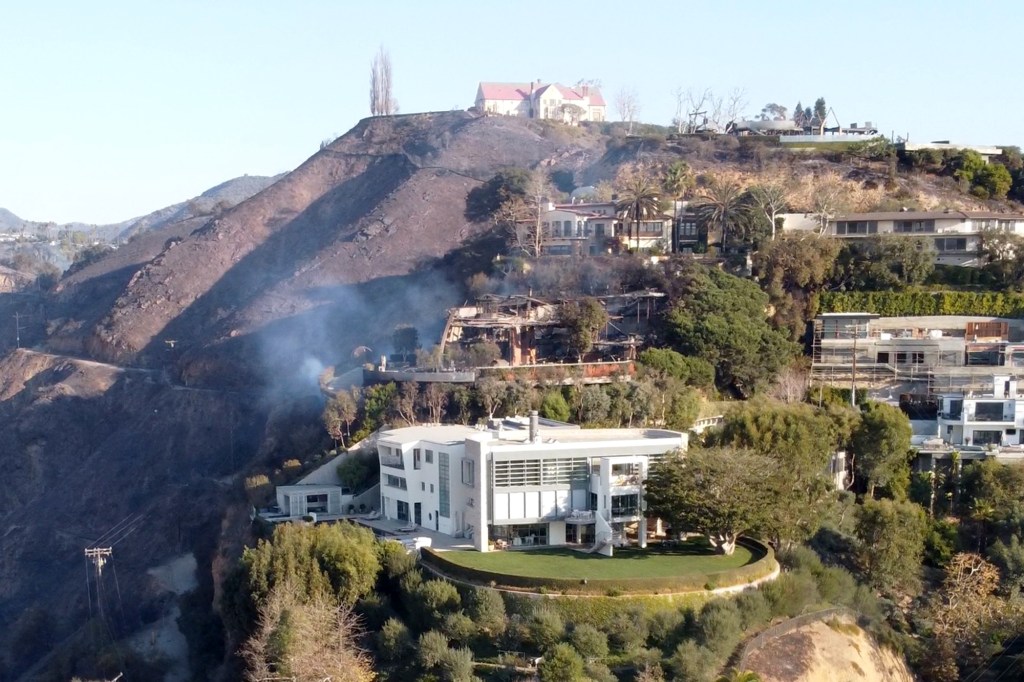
[478,82,533,102]
[478,82,606,106]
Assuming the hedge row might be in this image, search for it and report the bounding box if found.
[817,290,1024,318]
[420,539,776,596]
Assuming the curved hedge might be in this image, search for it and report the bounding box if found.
[420,538,777,596]
[817,291,1024,318]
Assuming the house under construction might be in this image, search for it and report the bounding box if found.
[439,291,665,367]
[811,313,1024,399]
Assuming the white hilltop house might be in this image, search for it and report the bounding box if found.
[375,412,687,555]
[475,81,606,124]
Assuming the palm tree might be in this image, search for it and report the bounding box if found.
[616,174,661,251]
[695,178,745,253]
[661,161,692,252]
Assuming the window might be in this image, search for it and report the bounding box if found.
[421,482,425,491]
[413,448,422,470]
[594,222,606,237]
[974,402,1005,421]
[306,494,329,513]
[894,219,935,233]
[611,493,640,517]
[425,450,434,464]
[835,221,878,235]
[379,445,403,469]
[935,237,968,252]
[678,220,698,237]
[384,474,407,490]
[462,459,475,486]
[439,452,450,517]
[396,500,409,522]
[492,457,588,487]
[430,483,434,493]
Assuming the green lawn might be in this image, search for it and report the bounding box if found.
[438,541,757,581]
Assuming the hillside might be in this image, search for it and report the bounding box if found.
[745,616,914,682]
[0,111,615,672]
[0,111,1016,676]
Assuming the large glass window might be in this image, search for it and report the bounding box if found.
[611,493,640,517]
[384,474,407,490]
[396,500,409,522]
[894,220,935,233]
[493,457,588,487]
[439,452,450,517]
[974,402,1006,421]
[835,221,878,235]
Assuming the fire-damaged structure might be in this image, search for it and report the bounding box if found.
[440,291,665,368]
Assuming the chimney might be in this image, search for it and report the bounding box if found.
[529,410,539,443]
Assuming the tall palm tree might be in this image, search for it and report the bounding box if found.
[661,161,692,252]
[616,174,661,251]
[695,178,745,253]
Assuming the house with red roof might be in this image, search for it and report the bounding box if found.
[475,81,606,124]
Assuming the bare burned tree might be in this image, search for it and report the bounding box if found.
[495,169,553,257]
[369,45,397,116]
[614,88,640,134]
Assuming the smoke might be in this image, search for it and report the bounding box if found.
[254,268,460,400]
[299,356,326,386]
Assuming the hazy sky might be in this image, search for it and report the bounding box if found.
[2,0,1021,224]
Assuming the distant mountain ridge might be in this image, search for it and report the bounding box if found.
[0,173,284,241]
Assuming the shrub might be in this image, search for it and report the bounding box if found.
[733,590,771,631]
[762,570,820,618]
[568,623,609,660]
[818,290,1024,317]
[646,608,686,650]
[466,587,507,637]
[777,545,823,573]
[528,608,565,652]
[669,641,717,682]
[411,580,462,630]
[538,643,586,682]
[814,566,858,606]
[437,646,475,682]
[441,611,477,642]
[377,617,412,661]
[605,606,650,653]
[540,391,571,422]
[417,630,450,670]
[696,600,743,659]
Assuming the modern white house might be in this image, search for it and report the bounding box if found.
[475,82,606,124]
[376,413,687,553]
[937,375,1024,448]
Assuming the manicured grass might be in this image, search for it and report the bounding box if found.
[438,540,757,581]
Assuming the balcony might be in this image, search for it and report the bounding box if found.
[610,506,640,520]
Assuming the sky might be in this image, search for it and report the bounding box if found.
[2,0,1022,225]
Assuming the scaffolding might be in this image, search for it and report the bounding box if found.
[810,315,1024,398]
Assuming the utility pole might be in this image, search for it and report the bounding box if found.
[13,311,27,349]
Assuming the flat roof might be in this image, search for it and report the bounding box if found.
[837,210,1024,221]
[378,423,684,447]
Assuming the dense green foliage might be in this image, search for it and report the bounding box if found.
[664,265,798,394]
[818,290,1024,316]
[851,401,913,498]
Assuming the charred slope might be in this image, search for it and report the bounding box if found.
[43,112,599,388]
[0,112,610,670]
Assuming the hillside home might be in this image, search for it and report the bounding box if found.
[375,414,687,553]
[811,313,1024,399]
[813,210,1024,266]
[475,82,606,124]
[937,375,1024,448]
[539,201,674,254]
